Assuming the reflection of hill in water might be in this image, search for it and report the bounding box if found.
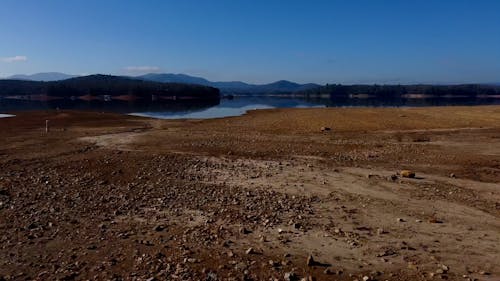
[1,96,499,119]
[220,96,325,108]
[0,98,220,113]
[223,96,500,108]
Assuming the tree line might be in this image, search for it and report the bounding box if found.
[299,84,500,98]
[0,75,220,100]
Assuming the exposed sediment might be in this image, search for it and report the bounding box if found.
[0,106,499,280]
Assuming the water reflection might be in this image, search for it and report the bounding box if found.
[1,95,499,119]
[132,96,500,119]
[0,98,220,114]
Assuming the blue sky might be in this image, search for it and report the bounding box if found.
[0,0,499,84]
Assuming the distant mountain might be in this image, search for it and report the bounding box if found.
[7,72,78,81]
[0,74,220,100]
[254,80,320,93]
[139,73,212,86]
[138,73,320,94]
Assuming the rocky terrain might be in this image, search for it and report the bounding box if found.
[0,106,499,281]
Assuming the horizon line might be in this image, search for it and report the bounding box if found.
[1,72,499,86]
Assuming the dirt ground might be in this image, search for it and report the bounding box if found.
[0,106,499,281]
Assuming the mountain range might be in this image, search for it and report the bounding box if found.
[3,72,320,94]
[6,72,78,81]
[137,73,320,94]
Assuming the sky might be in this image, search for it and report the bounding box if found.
[0,0,499,84]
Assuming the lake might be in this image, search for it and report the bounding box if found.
[1,95,499,119]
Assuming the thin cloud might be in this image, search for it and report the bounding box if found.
[124,66,161,73]
[1,55,28,63]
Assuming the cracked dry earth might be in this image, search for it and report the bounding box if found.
[0,106,499,281]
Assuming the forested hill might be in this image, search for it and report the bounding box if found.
[0,75,220,100]
[299,84,500,98]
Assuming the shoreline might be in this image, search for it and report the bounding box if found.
[3,103,500,121]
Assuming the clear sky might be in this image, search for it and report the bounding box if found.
[0,0,499,84]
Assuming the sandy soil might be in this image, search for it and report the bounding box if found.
[0,106,499,281]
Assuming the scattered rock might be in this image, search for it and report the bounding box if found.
[239,227,252,234]
[440,264,449,272]
[245,247,256,255]
[153,224,165,232]
[429,217,443,224]
[377,249,396,257]
[320,127,331,132]
[306,255,316,266]
[269,260,280,268]
[205,272,219,281]
[389,174,398,181]
[3,111,496,280]
[400,170,416,178]
[284,272,297,281]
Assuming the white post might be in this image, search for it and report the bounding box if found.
[45,120,49,133]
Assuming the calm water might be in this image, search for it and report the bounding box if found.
[130,97,325,119]
[1,96,499,119]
